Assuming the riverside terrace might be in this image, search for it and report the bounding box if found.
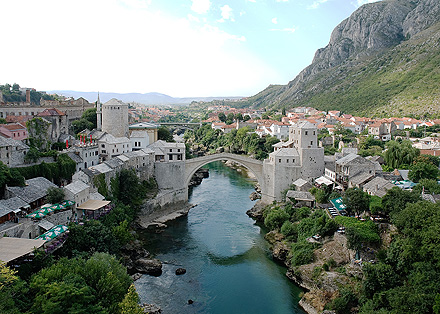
[0,200,114,267]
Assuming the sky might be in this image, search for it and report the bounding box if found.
[1,0,380,98]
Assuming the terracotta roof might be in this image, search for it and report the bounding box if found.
[37,108,66,116]
[5,115,34,123]
[0,123,26,131]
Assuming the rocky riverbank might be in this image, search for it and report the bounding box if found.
[246,201,357,314]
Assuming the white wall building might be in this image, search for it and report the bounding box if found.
[98,133,131,160]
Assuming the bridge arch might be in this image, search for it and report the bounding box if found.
[184,153,264,188]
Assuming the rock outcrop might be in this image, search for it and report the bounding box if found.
[135,258,163,276]
[245,0,440,113]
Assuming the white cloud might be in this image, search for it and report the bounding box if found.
[187,14,200,22]
[117,0,151,10]
[272,18,278,24]
[191,0,211,14]
[308,0,329,9]
[0,0,270,97]
[270,25,297,33]
[276,0,288,2]
[218,5,234,22]
[356,0,382,6]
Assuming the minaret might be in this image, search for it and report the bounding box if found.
[96,92,102,131]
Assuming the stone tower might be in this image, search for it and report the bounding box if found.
[101,98,129,138]
[96,92,102,131]
[289,121,324,179]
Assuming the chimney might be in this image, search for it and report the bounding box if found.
[26,89,31,103]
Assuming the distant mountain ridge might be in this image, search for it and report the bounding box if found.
[49,90,242,105]
[238,0,440,117]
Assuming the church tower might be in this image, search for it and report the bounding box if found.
[96,92,102,131]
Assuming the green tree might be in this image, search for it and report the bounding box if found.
[158,126,174,142]
[46,187,65,204]
[381,187,420,217]
[383,140,420,169]
[408,161,440,182]
[235,113,243,121]
[343,188,370,216]
[264,207,290,230]
[218,112,226,122]
[119,284,144,314]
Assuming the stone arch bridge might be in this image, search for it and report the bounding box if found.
[153,152,275,207]
[184,153,263,187]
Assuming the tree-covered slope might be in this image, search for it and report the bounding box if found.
[238,0,440,117]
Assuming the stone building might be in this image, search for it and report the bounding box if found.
[0,136,29,167]
[36,108,69,142]
[129,122,158,151]
[148,140,185,162]
[101,98,129,138]
[65,143,100,172]
[5,177,57,210]
[0,123,28,140]
[63,180,91,209]
[262,121,324,202]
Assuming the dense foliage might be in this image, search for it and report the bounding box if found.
[71,108,97,134]
[0,162,25,197]
[185,124,279,160]
[15,153,76,185]
[0,83,55,105]
[263,204,338,267]
[358,201,440,313]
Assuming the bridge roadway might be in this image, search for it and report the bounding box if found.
[184,153,264,187]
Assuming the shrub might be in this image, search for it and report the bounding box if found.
[264,208,290,230]
[291,241,316,266]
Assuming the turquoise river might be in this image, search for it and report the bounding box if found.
[135,161,305,314]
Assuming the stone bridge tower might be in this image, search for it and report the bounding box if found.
[101,98,129,138]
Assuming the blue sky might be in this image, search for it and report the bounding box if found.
[1,0,379,97]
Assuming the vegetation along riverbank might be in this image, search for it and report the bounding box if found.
[247,182,440,314]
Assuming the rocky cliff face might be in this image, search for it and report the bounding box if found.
[246,0,440,113]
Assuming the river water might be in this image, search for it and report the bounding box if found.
[136,161,305,314]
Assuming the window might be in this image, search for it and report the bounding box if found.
[101,144,105,148]
[169,155,173,161]
[310,141,313,145]
[286,159,289,163]
[178,149,180,152]
[305,131,308,135]
[169,149,172,152]
[279,159,281,163]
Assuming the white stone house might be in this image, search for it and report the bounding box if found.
[148,140,185,162]
[65,143,100,172]
[129,122,158,151]
[98,133,131,160]
[63,180,91,209]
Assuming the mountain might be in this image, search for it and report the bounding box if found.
[49,90,242,106]
[239,0,440,117]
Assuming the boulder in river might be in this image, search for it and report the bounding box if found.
[175,268,187,275]
[141,303,162,314]
[135,258,163,276]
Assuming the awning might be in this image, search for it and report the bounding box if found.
[76,200,111,211]
[315,176,333,186]
[36,225,68,242]
[330,197,347,211]
[0,237,46,263]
